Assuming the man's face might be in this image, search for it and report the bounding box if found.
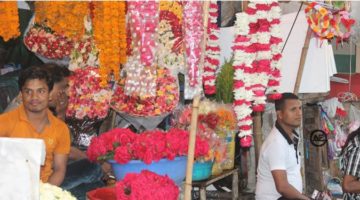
[21,79,50,113]
[49,77,69,107]
[277,99,302,129]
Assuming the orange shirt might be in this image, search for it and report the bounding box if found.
[0,105,70,182]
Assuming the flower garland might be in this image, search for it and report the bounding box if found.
[267,1,283,100]
[24,24,73,59]
[34,2,88,41]
[246,1,273,112]
[128,1,159,67]
[93,2,126,87]
[183,1,204,87]
[116,170,179,200]
[157,1,184,76]
[40,182,76,200]
[0,2,20,42]
[66,67,113,120]
[203,1,220,95]
[232,12,255,142]
[111,68,179,116]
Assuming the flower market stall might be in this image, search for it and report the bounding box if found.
[1,0,357,199]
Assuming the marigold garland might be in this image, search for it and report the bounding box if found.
[0,2,20,42]
[93,2,126,87]
[34,2,88,41]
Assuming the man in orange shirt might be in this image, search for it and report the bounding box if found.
[0,65,70,186]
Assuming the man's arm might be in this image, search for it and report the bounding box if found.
[48,153,68,186]
[343,174,360,193]
[69,147,87,160]
[272,170,309,200]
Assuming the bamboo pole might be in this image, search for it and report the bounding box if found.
[184,95,201,200]
[293,27,312,95]
[253,112,262,168]
[184,1,210,199]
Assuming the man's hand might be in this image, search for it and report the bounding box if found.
[48,154,68,186]
[343,174,360,193]
[69,147,87,160]
[272,170,310,200]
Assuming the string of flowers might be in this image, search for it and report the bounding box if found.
[231,12,255,145]
[0,2,20,42]
[246,1,273,112]
[183,1,204,87]
[267,1,283,100]
[34,2,88,41]
[93,2,126,87]
[203,0,221,95]
[157,1,184,76]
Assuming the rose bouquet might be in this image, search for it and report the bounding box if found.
[24,24,73,59]
[87,128,209,165]
[116,170,179,200]
[111,68,179,116]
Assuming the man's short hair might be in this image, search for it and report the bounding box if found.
[43,63,71,83]
[275,92,299,111]
[18,65,54,92]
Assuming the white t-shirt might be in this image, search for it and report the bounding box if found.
[255,124,302,200]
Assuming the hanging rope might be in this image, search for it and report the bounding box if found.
[281,2,303,53]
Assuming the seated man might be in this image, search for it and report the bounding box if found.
[0,65,70,185]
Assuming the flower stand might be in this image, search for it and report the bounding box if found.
[108,156,187,186]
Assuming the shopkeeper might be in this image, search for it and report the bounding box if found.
[0,65,70,186]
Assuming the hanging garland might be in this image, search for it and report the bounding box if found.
[93,2,126,87]
[203,1,220,95]
[34,2,88,41]
[0,2,20,42]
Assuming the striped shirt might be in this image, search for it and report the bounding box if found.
[341,134,360,200]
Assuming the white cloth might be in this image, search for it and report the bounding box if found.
[255,126,302,200]
[0,138,46,200]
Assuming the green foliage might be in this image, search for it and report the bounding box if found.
[215,59,234,104]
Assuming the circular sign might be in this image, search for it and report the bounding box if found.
[310,130,327,147]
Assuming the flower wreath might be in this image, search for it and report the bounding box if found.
[305,2,333,40]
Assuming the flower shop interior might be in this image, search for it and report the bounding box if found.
[1,1,360,200]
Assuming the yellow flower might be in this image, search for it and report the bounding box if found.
[0,2,20,41]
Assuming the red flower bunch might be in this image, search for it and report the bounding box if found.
[111,68,179,116]
[66,67,113,120]
[87,128,209,164]
[116,170,179,200]
[24,24,73,59]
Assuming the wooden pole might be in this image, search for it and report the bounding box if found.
[293,27,312,95]
[184,95,201,200]
[253,112,262,168]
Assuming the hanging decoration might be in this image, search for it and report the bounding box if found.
[93,2,126,87]
[203,0,220,95]
[34,2,88,41]
[157,1,185,76]
[0,2,20,42]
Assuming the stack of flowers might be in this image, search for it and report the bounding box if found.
[203,0,221,95]
[0,2,20,42]
[157,1,185,76]
[116,170,179,200]
[111,68,179,116]
[86,128,209,164]
[39,182,76,200]
[24,24,73,59]
[66,67,113,120]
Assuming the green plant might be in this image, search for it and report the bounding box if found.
[215,59,234,104]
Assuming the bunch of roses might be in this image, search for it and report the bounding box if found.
[111,68,179,116]
[24,24,73,59]
[86,128,209,164]
[116,170,179,200]
[66,67,113,120]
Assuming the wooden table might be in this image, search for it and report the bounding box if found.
[192,167,239,200]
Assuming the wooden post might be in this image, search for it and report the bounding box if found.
[293,27,312,95]
[184,95,201,200]
[253,112,262,168]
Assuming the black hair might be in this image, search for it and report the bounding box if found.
[340,127,360,156]
[275,92,299,111]
[18,65,54,92]
[43,63,71,83]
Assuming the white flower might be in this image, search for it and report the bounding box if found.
[40,182,76,200]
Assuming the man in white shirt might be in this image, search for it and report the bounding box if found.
[256,93,309,200]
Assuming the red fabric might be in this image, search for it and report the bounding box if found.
[87,187,117,200]
[328,74,360,99]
